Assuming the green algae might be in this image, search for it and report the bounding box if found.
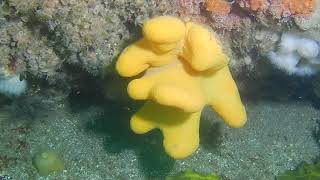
[166,169,220,180]
[277,161,320,180]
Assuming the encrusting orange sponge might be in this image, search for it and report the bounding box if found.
[205,0,232,15]
[116,16,247,159]
[282,0,316,16]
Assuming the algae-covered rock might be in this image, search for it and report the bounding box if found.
[3,0,168,76]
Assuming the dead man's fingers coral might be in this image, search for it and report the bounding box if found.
[202,67,247,128]
[116,16,246,159]
[116,16,187,77]
[128,62,206,112]
[142,16,186,53]
[182,22,229,71]
[131,101,201,159]
[116,39,180,77]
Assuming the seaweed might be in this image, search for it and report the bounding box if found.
[277,161,320,180]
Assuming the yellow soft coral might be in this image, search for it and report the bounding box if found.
[116,16,247,159]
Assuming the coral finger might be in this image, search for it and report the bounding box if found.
[162,111,201,159]
[151,84,205,112]
[127,78,154,100]
[183,22,229,71]
[116,40,153,77]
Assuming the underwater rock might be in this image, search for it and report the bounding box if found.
[1,0,318,96]
[312,73,320,98]
[254,30,280,54]
[0,0,169,88]
[0,15,62,84]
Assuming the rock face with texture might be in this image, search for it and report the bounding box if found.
[0,0,167,92]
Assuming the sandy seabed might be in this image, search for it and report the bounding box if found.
[0,98,319,180]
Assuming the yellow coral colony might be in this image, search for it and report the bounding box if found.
[116,16,247,159]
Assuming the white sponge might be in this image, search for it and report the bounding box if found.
[279,33,299,53]
[0,75,27,97]
[297,38,319,59]
[268,51,299,75]
[268,33,320,76]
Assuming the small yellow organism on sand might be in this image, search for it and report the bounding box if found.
[116,16,247,159]
[33,150,65,176]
